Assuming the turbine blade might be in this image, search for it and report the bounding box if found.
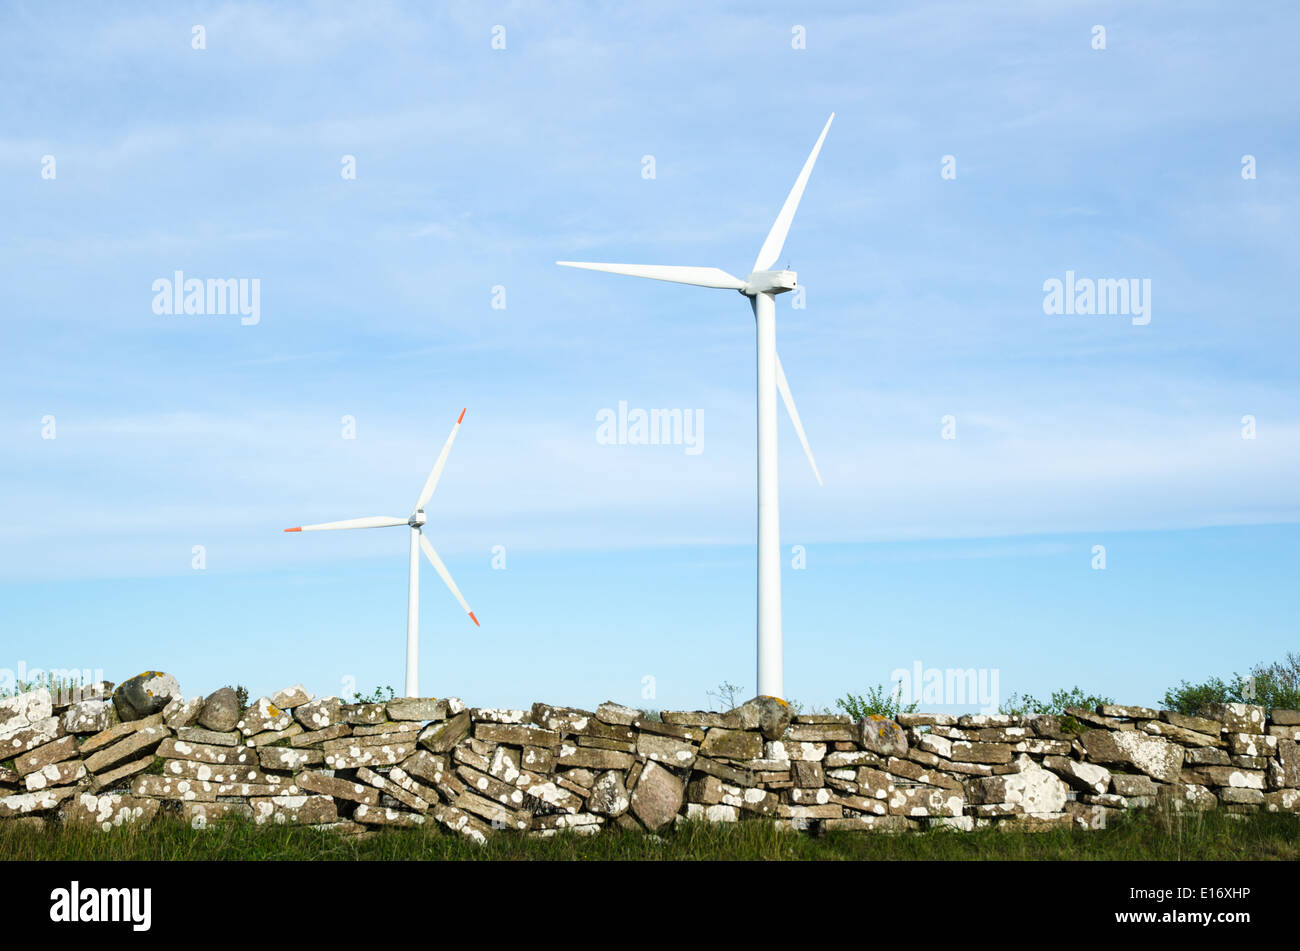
[418,533,479,626]
[556,262,745,290]
[285,516,407,532]
[776,354,823,486]
[752,113,834,272]
[415,408,466,511]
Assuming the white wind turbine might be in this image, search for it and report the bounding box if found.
[284,408,479,698]
[558,114,833,700]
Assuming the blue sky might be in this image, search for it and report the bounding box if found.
[2,2,1297,713]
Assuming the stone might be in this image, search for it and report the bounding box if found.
[886,786,963,818]
[1184,746,1230,766]
[291,724,351,747]
[1227,733,1277,757]
[949,741,1013,764]
[1197,703,1265,734]
[1,688,54,731]
[596,701,640,726]
[1141,720,1221,747]
[322,738,419,770]
[1099,704,1160,720]
[698,728,762,761]
[88,756,155,792]
[1,716,62,758]
[160,758,279,785]
[418,711,471,753]
[1042,756,1110,794]
[554,743,633,771]
[1271,709,1300,726]
[583,770,628,816]
[1263,789,1300,813]
[0,787,77,817]
[725,696,792,741]
[237,697,292,736]
[475,722,562,747]
[176,726,240,746]
[454,790,530,831]
[858,715,908,756]
[250,794,339,825]
[61,793,159,830]
[521,746,553,773]
[24,760,88,791]
[156,737,259,766]
[14,735,80,775]
[357,767,431,812]
[1193,766,1265,789]
[1110,773,1159,797]
[792,760,825,787]
[683,803,739,823]
[629,760,684,831]
[79,712,163,754]
[60,699,111,734]
[431,803,491,842]
[965,757,1069,814]
[84,725,169,774]
[162,696,203,729]
[636,732,699,768]
[1272,739,1300,788]
[341,702,389,725]
[270,684,313,709]
[112,671,180,722]
[1080,729,1184,783]
[386,697,448,721]
[1218,787,1264,805]
[1160,711,1223,735]
[258,746,323,771]
[1156,782,1218,812]
[353,804,427,828]
[246,723,304,746]
[192,687,236,732]
[659,710,737,729]
[693,756,754,787]
[293,696,342,730]
[296,769,380,805]
[632,719,705,742]
[184,801,252,826]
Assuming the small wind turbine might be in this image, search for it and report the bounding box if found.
[284,409,479,697]
[558,114,834,700]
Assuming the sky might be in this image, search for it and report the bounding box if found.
[1,1,1297,714]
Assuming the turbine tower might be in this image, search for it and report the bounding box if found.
[284,409,479,697]
[558,114,832,700]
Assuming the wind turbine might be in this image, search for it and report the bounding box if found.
[284,409,479,698]
[558,113,833,700]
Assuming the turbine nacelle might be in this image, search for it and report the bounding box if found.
[741,269,797,296]
[408,510,427,528]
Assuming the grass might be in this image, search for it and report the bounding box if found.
[4,809,1297,861]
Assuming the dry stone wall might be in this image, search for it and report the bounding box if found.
[3,673,1299,840]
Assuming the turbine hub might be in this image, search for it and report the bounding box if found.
[741,269,797,296]
[409,510,427,528]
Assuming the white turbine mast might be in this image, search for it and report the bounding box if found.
[284,408,479,697]
[558,113,833,700]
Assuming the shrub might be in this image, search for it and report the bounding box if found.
[835,682,918,720]
[352,685,397,704]
[1000,687,1114,717]
[1163,653,1300,715]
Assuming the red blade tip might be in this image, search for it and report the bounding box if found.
[468,611,479,627]
[284,527,301,532]
[458,408,466,424]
